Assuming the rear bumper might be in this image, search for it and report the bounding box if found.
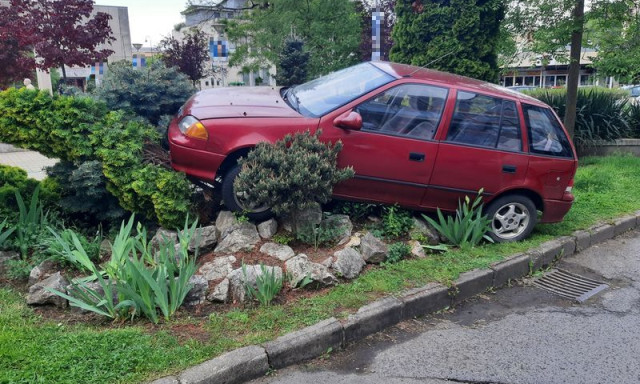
[540,198,573,223]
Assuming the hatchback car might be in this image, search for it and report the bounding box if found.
[169,62,577,242]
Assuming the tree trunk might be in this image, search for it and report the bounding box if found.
[563,0,585,139]
[60,65,67,87]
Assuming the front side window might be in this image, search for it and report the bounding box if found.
[522,104,573,158]
[355,84,448,140]
[446,91,522,151]
[287,63,394,117]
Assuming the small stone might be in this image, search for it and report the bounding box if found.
[215,211,239,239]
[27,272,69,308]
[188,225,218,253]
[99,239,111,259]
[28,259,58,286]
[228,265,283,302]
[332,248,365,279]
[285,254,337,288]
[257,219,278,239]
[260,242,295,261]
[150,228,178,253]
[184,275,208,306]
[408,240,426,258]
[410,217,441,245]
[207,278,230,302]
[214,223,260,253]
[360,233,388,264]
[320,214,353,244]
[199,256,236,281]
[286,204,323,233]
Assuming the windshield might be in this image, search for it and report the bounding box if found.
[290,63,394,117]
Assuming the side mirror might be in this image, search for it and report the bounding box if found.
[333,110,362,131]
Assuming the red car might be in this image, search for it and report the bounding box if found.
[169,61,577,242]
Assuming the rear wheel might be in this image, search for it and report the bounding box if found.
[220,164,273,221]
[485,194,537,242]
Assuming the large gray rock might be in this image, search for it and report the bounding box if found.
[410,217,441,245]
[187,225,218,253]
[285,254,337,288]
[282,203,323,233]
[150,228,179,253]
[360,232,388,264]
[199,256,236,282]
[216,211,239,239]
[184,275,208,306]
[260,242,295,261]
[332,247,366,279]
[27,272,68,308]
[28,259,58,286]
[320,214,353,243]
[257,218,278,239]
[207,278,230,302]
[214,222,260,254]
[228,264,283,302]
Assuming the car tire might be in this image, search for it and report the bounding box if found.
[221,164,273,222]
[484,194,537,243]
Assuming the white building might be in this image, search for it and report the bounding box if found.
[179,0,276,88]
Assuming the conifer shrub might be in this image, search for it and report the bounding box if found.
[0,88,192,228]
[234,130,354,216]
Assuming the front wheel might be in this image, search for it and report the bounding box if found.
[484,194,537,243]
[220,164,273,221]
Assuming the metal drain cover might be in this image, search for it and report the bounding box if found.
[532,269,609,303]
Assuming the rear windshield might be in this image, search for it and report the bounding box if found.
[522,104,573,158]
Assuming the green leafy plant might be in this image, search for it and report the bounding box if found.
[423,190,493,248]
[0,218,15,249]
[381,205,414,239]
[235,130,354,216]
[331,201,379,221]
[295,222,344,250]
[13,186,48,259]
[385,242,411,264]
[243,263,283,306]
[272,232,294,245]
[46,216,199,323]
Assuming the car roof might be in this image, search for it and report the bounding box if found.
[371,61,546,106]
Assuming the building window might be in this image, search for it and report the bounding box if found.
[504,77,514,87]
[556,75,567,86]
[545,76,555,87]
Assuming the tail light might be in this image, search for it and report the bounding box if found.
[563,178,574,201]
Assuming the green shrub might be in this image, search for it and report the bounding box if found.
[46,161,126,227]
[526,87,631,146]
[0,164,58,218]
[423,190,493,248]
[330,201,379,221]
[93,61,194,125]
[295,220,345,250]
[626,103,640,138]
[381,205,414,238]
[47,216,198,323]
[243,263,283,306]
[0,219,14,249]
[235,130,354,216]
[272,233,294,245]
[385,242,411,264]
[0,88,192,228]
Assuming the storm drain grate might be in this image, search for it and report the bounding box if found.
[532,269,609,303]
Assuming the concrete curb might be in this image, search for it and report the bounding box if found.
[151,214,640,384]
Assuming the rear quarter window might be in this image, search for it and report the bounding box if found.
[522,104,573,158]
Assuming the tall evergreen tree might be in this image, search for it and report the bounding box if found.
[390,0,505,82]
[276,37,310,86]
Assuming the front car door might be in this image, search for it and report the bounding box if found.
[320,83,449,207]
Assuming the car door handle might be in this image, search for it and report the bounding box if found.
[409,152,425,162]
[502,164,517,173]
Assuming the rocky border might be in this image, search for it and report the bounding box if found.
[149,209,639,384]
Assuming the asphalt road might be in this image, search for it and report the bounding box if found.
[251,229,640,384]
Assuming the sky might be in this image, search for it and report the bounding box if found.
[99,0,187,48]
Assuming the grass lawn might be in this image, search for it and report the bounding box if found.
[2,155,640,384]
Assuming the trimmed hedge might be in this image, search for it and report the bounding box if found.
[0,88,191,228]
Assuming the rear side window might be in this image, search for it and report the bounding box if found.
[522,104,573,158]
[445,91,522,151]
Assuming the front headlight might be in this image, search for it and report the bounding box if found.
[178,115,208,140]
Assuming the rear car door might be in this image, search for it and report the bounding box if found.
[426,90,529,211]
[321,83,448,207]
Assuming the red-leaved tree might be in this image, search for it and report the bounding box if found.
[1,0,115,85]
[160,30,211,88]
[0,4,38,87]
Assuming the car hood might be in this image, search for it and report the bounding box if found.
[185,86,302,120]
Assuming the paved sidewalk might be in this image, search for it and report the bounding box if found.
[0,150,59,180]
